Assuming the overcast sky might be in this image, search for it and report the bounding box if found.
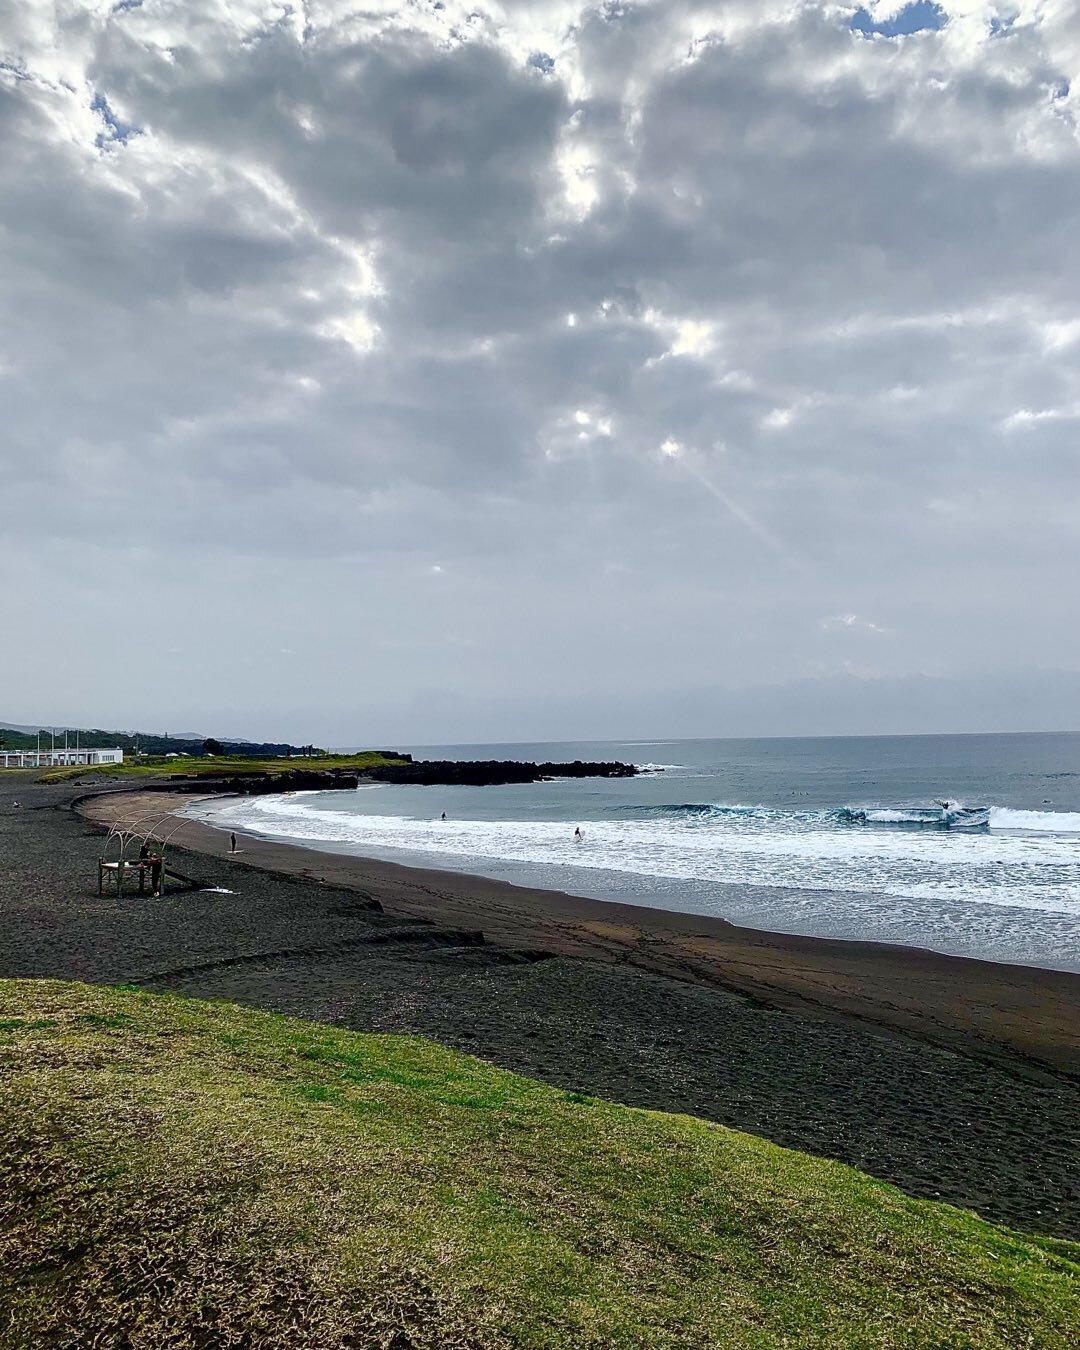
[2,1,1079,746]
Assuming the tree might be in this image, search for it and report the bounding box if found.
[202,738,225,756]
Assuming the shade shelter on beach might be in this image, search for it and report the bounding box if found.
[96,812,203,898]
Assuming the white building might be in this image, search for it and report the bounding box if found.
[0,747,125,769]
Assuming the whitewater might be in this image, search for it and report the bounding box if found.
[185,733,1080,972]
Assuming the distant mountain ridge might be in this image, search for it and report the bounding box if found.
[0,721,203,737]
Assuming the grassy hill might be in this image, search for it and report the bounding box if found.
[37,751,409,783]
[1,981,1076,1348]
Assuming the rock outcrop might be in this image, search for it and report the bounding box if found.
[366,759,638,787]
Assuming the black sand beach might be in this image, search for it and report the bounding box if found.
[3,778,1079,1240]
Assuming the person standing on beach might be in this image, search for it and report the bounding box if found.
[230,832,237,853]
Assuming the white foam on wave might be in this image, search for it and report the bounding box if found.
[846,805,1080,834]
[189,793,1080,917]
[989,807,1080,834]
[862,809,936,824]
[844,805,1080,833]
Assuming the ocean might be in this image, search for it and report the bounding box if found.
[186,732,1080,973]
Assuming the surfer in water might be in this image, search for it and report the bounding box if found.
[574,826,583,842]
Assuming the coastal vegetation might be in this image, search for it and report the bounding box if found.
[0,724,322,759]
[36,750,410,783]
[37,752,640,787]
[1,980,1076,1348]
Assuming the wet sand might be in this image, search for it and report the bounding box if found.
[2,779,1078,1239]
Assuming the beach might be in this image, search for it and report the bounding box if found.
[2,778,1079,1240]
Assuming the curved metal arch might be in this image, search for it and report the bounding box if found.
[101,803,211,896]
[104,813,157,856]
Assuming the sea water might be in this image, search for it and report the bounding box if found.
[186,733,1080,972]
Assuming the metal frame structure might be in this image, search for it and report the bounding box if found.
[98,810,201,898]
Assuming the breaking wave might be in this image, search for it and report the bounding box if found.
[637,803,806,822]
[839,806,989,829]
[988,807,1080,834]
[632,802,1080,834]
[187,790,1080,915]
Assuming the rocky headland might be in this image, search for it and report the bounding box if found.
[365,758,639,786]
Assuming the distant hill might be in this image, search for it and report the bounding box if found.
[0,722,319,758]
[0,722,70,735]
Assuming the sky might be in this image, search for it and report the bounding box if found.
[2,0,1079,746]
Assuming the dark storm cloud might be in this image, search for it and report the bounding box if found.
[1,1,1078,740]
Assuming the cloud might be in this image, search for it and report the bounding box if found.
[821,613,891,635]
[1,1,1078,738]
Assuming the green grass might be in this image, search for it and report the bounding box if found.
[39,751,408,783]
[0,981,1076,1348]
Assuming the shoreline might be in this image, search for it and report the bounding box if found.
[187,795,1080,973]
[86,788,1080,1080]
[166,780,1080,979]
